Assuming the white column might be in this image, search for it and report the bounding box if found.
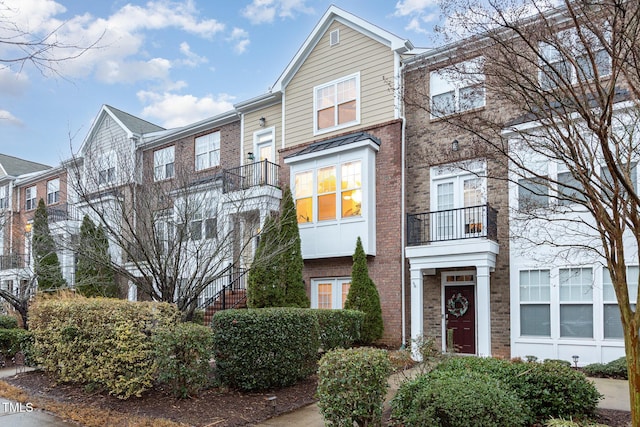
[476,265,491,356]
[410,267,424,361]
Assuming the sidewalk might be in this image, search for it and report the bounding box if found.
[254,369,631,426]
[0,366,75,426]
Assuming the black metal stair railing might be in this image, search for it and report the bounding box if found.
[407,204,497,246]
[198,264,248,310]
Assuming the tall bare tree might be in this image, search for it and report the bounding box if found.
[68,142,287,320]
[404,0,640,422]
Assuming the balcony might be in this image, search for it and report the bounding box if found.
[407,204,497,246]
[223,160,279,193]
[0,254,27,271]
[47,203,81,223]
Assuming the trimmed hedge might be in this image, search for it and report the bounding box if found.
[315,309,363,351]
[583,356,628,379]
[317,347,391,427]
[30,297,179,399]
[0,328,30,358]
[211,308,319,391]
[154,322,214,398]
[433,357,601,423]
[391,370,528,427]
[0,315,18,329]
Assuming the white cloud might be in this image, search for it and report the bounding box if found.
[137,91,235,128]
[394,0,438,34]
[178,42,208,67]
[0,110,23,126]
[394,0,436,16]
[94,57,173,84]
[242,0,313,25]
[228,28,250,54]
[0,69,30,96]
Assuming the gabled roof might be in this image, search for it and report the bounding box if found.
[78,105,165,155]
[0,153,51,178]
[271,5,414,92]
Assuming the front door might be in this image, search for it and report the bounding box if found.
[444,283,476,354]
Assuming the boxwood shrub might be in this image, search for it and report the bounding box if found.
[314,309,363,351]
[433,357,601,423]
[211,307,319,390]
[583,356,628,379]
[317,347,391,427]
[391,369,528,427]
[153,322,214,398]
[30,297,179,399]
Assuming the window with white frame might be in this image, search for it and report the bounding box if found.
[520,269,551,336]
[518,176,549,209]
[314,73,360,133]
[154,211,174,254]
[47,178,60,205]
[557,163,587,205]
[311,278,351,309]
[539,29,611,90]
[559,267,593,338]
[430,58,485,118]
[603,266,638,339]
[97,151,116,186]
[294,161,361,224]
[189,207,217,241]
[601,162,637,200]
[25,186,37,210]
[154,146,175,181]
[0,185,8,209]
[195,132,220,171]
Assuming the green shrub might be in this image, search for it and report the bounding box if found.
[583,356,628,379]
[544,358,572,368]
[434,357,601,423]
[211,308,319,390]
[315,309,363,350]
[317,347,391,427]
[0,315,18,329]
[391,369,528,427]
[17,330,35,366]
[30,297,179,399]
[0,329,29,358]
[153,322,214,398]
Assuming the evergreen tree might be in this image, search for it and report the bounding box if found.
[247,215,284,307]
[32,199,66,291]
[76,215,118,297]
[279,187,309,308]
[344,237,384,344]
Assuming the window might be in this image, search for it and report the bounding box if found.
[557,165,586,205]
[430,58,485,118]
[518,177,549,209]
[25,186,36,210]
[154,212,175,254]
[603,266,638,339]
[0,185,8,209]
[311,278,351,309]
[195,132,220,171]
[98,152,116,186]
[314,73,359,133]
[539,31,611,89]
[47,178,60,205]
[154,146,175,181]
[294,161,362,224]
[189,208,217,241]
[559,267,593,338]
[520,270,551,336]
[601,162,637,200]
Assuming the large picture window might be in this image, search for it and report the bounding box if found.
[294,161,361,224]
[195,132,220,171]
[314,73,360,133]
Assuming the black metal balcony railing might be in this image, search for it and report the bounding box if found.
[223,160,279,193]
[47,203,81,223]
[0,254,27,270]
[407,204,497,246]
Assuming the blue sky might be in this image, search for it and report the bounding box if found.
[0,0,440,166]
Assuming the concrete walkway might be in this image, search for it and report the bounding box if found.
[254,369,631,426]
[0,366,75,426]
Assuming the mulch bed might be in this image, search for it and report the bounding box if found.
[2,369,633,426]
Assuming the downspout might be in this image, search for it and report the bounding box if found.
[397,54,408,349]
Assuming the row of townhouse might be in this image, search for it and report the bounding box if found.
[0,5,630,365]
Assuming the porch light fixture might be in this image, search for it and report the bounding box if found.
[259,117,266,127]
[248,152,255,162]
[24,223,32,233]
[572,355,579,368]
[452,139,459,152]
